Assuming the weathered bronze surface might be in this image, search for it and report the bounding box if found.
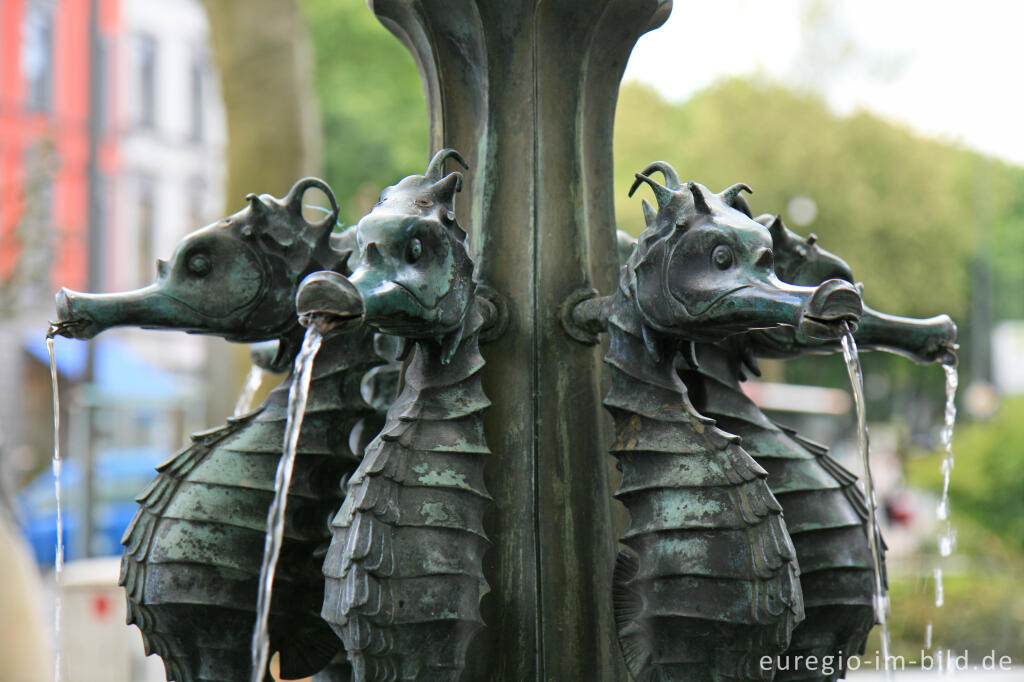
[54,180,386,682]
[594,162,863,681]
[364,4,673,678]
[49,1,964,679]
[594,167,958,681]
[296,150,492,681]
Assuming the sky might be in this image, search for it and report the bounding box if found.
[623,0,1024,167]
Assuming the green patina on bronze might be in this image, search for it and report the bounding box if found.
[597,162,871,681]
[296,150,493,682]
[54,179,389,682]
[596,171,957,681]
[48,1,964,679]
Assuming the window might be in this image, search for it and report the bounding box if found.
[135,35,157,129]
[22,2,54,112]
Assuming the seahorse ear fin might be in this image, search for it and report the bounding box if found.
[640,324,662,364]
[438,324,466,366]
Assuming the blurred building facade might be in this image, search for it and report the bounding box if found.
[0,0,225,549]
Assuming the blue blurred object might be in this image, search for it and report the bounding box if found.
[22,333,186,400]
[16,447,169,563]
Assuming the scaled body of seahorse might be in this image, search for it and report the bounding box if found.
[606,163,865,681]
[55,179,387,681]
[606,298,802,682]
[683,213,955,681]
[297,149,491,681]
[322,311,490,681]
[680,343,876,682]
[121,335,380,681]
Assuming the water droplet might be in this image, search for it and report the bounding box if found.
[938,529,956,557]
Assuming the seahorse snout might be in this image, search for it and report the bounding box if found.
[296,270,364,332]
[53,288,100,339]
[800,278,863,340]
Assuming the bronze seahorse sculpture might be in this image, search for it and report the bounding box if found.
[571,165,864,681]
[608,187,956,681]
[53,178,386,682]
[296,149,493,682]
[681,211,955,682]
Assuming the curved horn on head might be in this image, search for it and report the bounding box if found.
[636,161,683,189]
[719,183,753,216]
[687,181,712,214]
[246,193,266,215]
[629,173,674,210]
[425,148,469,181]
[283,177,340,227]
[429,172,464,204]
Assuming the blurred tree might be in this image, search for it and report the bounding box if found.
[614,78,985,319]
[202,0,324,424]
[301,0,428,225]
[296,4,1024,396]
[203,0,323,199]
[908,398,1024,553]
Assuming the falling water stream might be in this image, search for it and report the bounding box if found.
[936,365,958,560]
[928,364,959,650]
[234,364,267,417]
[839,328,891,674]
[250,326,323,682]
[45,328,64,682]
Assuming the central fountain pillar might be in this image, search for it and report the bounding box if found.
[368,1,671,679]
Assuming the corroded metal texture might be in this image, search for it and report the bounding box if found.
[366,3,671,678]
[679,343,878,682]
[297,151,491,681]
[745,213,958,366]
[602,164,865,681]
[54,180,384,682]
[610,194,958,682]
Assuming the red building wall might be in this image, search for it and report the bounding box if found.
[0,0,120,293]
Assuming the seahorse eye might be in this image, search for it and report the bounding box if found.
[187,253,211,276]
[711,244,734,271]
[406,237,423,264]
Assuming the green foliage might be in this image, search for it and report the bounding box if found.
[906,398,1024,553]
[301,0,428,224]
[863,566,1023,663]
[614,78,1024,320]
[299,5,1024,324]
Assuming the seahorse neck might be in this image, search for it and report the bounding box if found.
[604,290,737,449]
[409,303,484,379]
[606,290,687,396]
